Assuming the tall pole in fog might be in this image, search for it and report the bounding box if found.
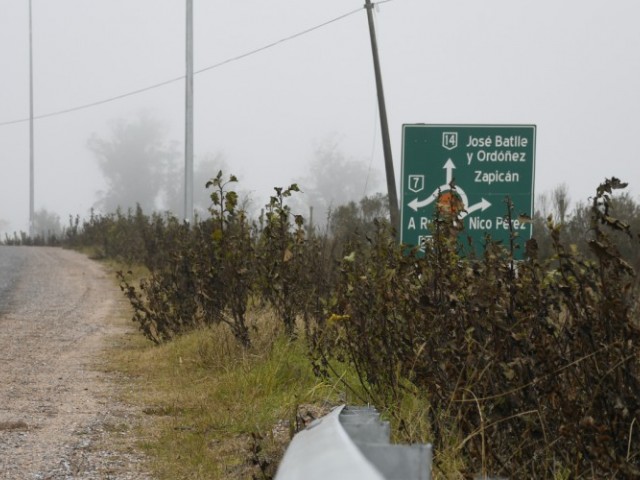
[28,0,35,236]
[364,0,399,235]
[184,0,194,224]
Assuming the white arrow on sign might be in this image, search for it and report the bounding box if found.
[443,158,455,185]
[408,191,438,212]
[460,198,492,218]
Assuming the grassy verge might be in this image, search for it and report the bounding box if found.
[103,305,350,479]
[96,259,449,478]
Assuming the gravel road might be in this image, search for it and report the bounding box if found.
[0,247,151,479]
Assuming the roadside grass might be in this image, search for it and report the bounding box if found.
[96,260,456,478]
[104,307,352,479]
[96,258,585,480]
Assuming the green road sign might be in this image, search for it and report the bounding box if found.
[401,124,536,258]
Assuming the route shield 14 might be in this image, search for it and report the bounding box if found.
[401,124,536,259]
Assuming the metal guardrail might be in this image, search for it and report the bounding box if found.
[275,405,433,480]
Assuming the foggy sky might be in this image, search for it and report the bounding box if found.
[1,0,639,235]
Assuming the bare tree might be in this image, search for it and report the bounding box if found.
[536,192,551,218]
[552,183,571,224]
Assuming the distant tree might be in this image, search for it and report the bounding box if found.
[296,139,382,229]
[359,192,389,223]
[532,184,574,259]
[595,192,640,271]
[328,193,389,250]
[555,202,590,255]
[532,191,552,260]
[551,183,571,224]
[533,183,640,270]
[329,201,360,240]
[536,192,551,218]
[88,113,179,213]
[32,208,63,241]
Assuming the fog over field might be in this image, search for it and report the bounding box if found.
[1,0,639,235]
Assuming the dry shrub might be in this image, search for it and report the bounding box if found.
[314,178,640,478]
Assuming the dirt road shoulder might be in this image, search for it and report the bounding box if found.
[0,247,151,480]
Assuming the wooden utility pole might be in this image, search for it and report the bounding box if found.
[364,0,399,234]
[184,0,194,224]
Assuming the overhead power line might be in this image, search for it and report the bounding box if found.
[0,77,186,127]
[0,6,365,128]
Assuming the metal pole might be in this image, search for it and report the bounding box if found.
[184,0,194,224]
[29,0,35,236]
[364,0,400,235]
